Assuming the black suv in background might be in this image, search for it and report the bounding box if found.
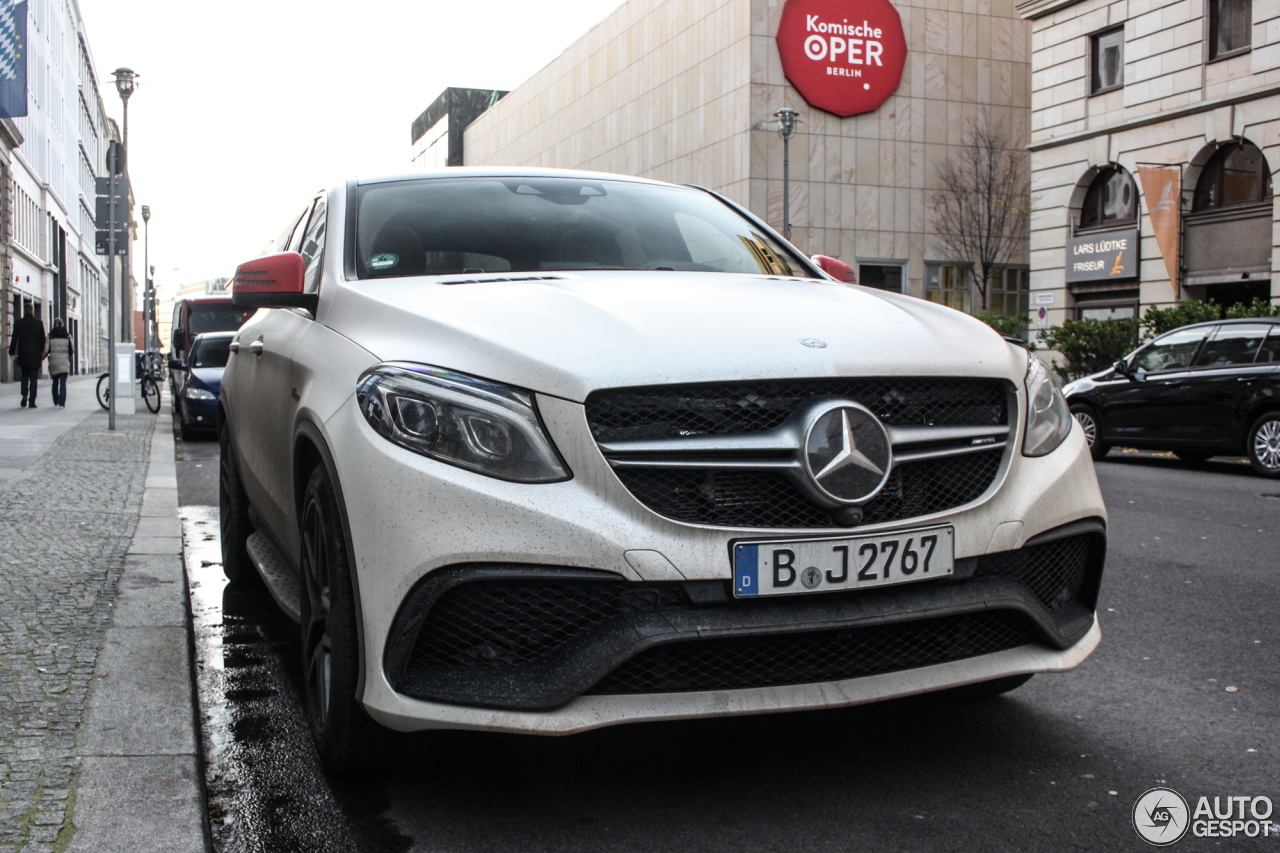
[1063,318,1280,477]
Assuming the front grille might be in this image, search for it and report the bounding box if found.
[974,534,1092,611]
[585,377,1008,442]
[615,448,1004,528]
[408,578,686,671]
[585,611,1034,695]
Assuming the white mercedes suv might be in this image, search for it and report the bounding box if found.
[219,168,1106,770]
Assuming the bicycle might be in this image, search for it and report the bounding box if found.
[97,351,161,414]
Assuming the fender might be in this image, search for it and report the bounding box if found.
[294,419,369,700]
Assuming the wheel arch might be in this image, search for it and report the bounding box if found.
[294,419,369,700]
[1239,399,1280,447]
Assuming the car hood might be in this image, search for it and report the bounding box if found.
[323,272,1026,402]
[190,367,223,392]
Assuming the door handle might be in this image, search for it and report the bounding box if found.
[228,342,240,353]
[249,340,264,356]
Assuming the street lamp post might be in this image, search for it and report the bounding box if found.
[769,108,803,241]
[141,204,152,352]
[112,68,136,344]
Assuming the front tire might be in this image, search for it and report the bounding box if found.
[1247,412,1280,478]
[218,419,255,583]
[300,464,385,772]
[142,376,161,413]
[1070,404,1109,461]
[96,373,110,410]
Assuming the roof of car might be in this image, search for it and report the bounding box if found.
[355,167,681,188]
[191,331,237,340]
[177,295,233,304]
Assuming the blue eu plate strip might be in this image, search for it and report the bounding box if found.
[734,544,759,596]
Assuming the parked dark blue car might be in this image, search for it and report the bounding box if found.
[171,332,234,440]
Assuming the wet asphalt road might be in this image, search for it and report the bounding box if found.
[173,428,1280,852]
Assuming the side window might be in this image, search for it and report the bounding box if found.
[298,195,327,294]
[1255,328,1280,363]
[287,203,315,254]
[274,210,306,254]
[1195,324,1269,367]
[1132,327,1211,373]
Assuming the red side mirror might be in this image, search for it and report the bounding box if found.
[812,255,856,283]
[232,252,316,312]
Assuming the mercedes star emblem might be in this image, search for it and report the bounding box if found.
[803,403,893,503]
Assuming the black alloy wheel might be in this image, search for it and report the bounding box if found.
[1247,412,1280,478]
[299,464,385,771]
[218,421,255,583]
[1070,404,1109,461]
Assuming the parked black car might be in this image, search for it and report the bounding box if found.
[170,332,234,440]
[1063,317,1280,477]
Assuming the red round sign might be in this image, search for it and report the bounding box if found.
[776,0,907,118]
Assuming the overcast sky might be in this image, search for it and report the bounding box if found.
[76,0,625,297]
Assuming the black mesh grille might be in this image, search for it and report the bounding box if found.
[585,378,1009,442]
[408,580,686,670]
[616,448,1004,528]
[975,535,1092,611]
[586,611,1034,695]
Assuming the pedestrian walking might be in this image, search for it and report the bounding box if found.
[7,305,46,408]
[44,318,74,408]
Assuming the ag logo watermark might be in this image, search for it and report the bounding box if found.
[1133,787,1276,845]
[1133,788,1189,846]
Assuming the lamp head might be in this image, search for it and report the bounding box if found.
[112,68,137,103]
[770,108,803,141]
[141,205,150,222]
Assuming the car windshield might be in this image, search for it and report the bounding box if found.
[191,338,232,369]
[189,305,256,336]
[355,178,817,279]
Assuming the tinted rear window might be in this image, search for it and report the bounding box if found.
[189,304,256,336]
[355,178,816,280]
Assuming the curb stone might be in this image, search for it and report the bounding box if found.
[67,420,210,853]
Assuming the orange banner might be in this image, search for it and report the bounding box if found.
[1138,166,1182,297]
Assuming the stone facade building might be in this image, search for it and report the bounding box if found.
[2,0,115,382]
[1019,0,1279,329]
[411,0,1035,312]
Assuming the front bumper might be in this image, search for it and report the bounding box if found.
[323,387,1107,734]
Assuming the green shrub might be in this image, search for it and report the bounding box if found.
[975,311,1030,343]
[1223,297,1280,320]
[1038,317,1139,381]
[1140,300,1221,338]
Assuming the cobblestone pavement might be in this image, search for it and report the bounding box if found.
[0,412,155,852]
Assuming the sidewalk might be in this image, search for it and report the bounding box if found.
[0,382,207,853]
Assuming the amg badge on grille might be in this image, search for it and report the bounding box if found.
[803,403,894,503]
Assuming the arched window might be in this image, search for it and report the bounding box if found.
[1080,167,1137,228]
[1193,142,1273,210]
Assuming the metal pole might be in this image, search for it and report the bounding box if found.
[143,216,149,350]
[121,99,130,345]
[782,135,790,241]
[107,148,117,431]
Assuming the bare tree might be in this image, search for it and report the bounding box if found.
[930,111,1030,312]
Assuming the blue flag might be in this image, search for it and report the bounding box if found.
[0,1,27,119]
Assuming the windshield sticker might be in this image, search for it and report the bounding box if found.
[370,253,399,270]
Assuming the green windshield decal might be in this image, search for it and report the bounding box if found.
[370,253,399,270]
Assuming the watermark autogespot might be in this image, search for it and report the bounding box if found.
[1132,787,1276,845]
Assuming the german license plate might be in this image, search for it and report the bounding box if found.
[733,526,954,597]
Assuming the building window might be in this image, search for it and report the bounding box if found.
[1080,167,1137,228]
[857,263,904,293]
[1091,28,1124,94]
[1192,142,1272,210]
[925,264,971,313]
[1209,0,1251,59]
[987,268,1029,318]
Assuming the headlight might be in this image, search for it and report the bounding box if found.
[1023,356,1073,457]
[356,363,571,483]
[184,387,216,400]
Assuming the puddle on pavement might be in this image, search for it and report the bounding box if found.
[181,507,411,853]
